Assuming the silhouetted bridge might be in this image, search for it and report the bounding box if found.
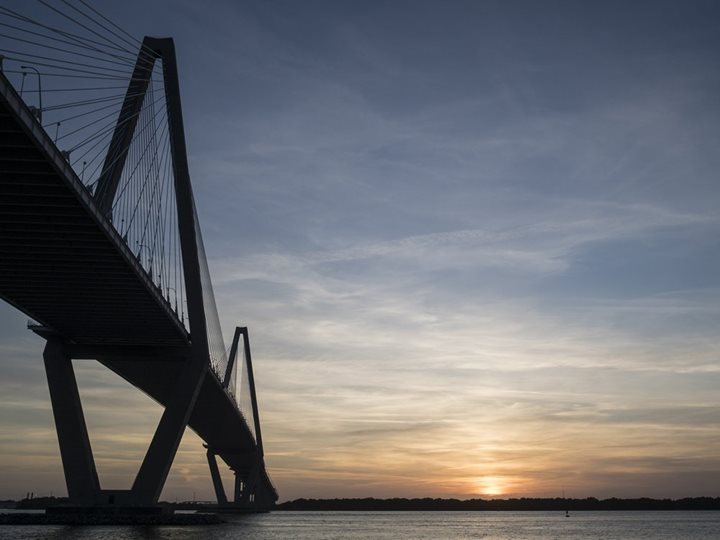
[0,4,276,511]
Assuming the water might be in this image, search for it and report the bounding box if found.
[1,511,718,539]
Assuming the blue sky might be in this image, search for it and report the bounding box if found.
[1,0,719,501]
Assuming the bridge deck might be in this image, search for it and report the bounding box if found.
[101,358,262,473]
[0,74,187,346]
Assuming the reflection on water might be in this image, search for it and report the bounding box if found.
[1,511,719,540]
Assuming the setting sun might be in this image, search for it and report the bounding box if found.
[475,477,506,497]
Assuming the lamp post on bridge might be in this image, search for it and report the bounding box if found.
[20,66,41,122]
[136,243,153,269]
[166,286,178,314]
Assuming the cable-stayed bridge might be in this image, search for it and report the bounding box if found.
[0,2,277,511]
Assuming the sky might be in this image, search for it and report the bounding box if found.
[1,0,720,502]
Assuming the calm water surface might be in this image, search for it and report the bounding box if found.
[1,511,719,539]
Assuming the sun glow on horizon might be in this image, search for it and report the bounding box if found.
[474,476,507,497]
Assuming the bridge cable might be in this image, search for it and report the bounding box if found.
[0,6,141,62]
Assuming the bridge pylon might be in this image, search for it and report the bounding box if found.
[203,327,277,512]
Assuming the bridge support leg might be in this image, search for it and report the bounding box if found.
[206,449,227,505]
[131,356,207,505]
[237,461,260,506]
[43,339,100,503]
[234,472,243,503]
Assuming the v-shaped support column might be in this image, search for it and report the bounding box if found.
[206,448,228,505]
[130,353,207,504]
[43,338,100,503]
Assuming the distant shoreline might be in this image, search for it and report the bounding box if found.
[276,497,720,511]
[5,496,719,512]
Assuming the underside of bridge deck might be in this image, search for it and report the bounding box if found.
[0,80,188,346]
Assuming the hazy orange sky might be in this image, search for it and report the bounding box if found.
[1,0,719,502]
